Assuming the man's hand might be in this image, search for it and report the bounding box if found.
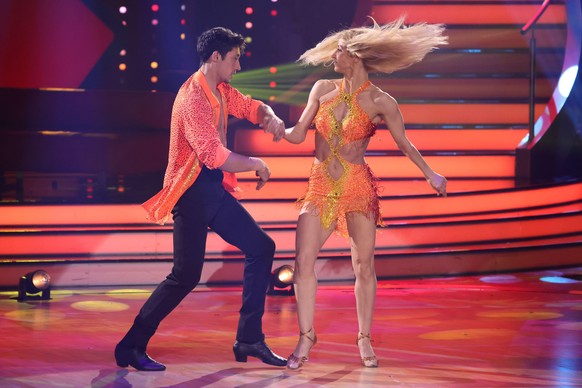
[262,113,285,142]
[254,158,271,190]
[256,165,271,190]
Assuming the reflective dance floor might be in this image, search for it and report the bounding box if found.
[1,267,581,387]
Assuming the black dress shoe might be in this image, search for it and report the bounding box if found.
[233,340,287,366]
[115,343,166,371]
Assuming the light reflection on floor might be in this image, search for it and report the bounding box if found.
[0,267,581,387]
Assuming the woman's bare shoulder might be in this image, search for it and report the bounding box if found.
[367,84,396,104]
[311,79,341,102]
[312,79,340,94]
[359,83,398,115]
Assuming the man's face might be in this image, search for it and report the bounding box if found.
[217,47,241,83]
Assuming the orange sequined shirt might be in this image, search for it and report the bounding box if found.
[142,70,262,224]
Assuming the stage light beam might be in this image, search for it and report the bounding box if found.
[231,63,333,104]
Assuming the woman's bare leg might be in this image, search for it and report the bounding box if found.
[288,210,335,365]
[346,212,377,361]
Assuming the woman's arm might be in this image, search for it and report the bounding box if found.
[377,91,447,196]
[284,79,333,144]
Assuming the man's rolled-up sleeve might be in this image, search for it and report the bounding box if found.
[222,83,263,124]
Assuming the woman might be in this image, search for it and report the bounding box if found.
[282,17,448,369]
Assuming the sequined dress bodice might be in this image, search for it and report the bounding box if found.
[314,80,377,163]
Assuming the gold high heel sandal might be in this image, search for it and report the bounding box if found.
[287,328,317,370]
[357,332,378,368]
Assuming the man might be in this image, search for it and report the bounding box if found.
[114,27,286,371]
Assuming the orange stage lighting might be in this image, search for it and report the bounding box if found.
[372,4,566,25]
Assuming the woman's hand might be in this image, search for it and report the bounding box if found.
[427,172,447,197]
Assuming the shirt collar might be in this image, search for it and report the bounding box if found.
[194,70,228,127]
[194,70,220,112]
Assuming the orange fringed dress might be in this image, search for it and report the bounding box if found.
[298,80,383,237]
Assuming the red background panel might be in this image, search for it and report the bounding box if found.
[0,0,114,89]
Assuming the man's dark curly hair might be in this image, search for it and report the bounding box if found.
[197,27,245,65]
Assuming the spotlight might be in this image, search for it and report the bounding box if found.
[18,270,52,302]
[267,265,294,296]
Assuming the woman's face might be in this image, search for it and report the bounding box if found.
[331,40,355,74]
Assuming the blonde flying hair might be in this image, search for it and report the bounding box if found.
[299,16,447,74]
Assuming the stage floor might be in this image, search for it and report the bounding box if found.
[1,268,581,387]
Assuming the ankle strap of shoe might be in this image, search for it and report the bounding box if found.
[357,332,372,342]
